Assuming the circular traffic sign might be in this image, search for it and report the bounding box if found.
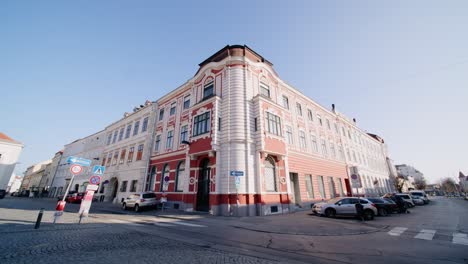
[89,175,101,185]
[164,176,170,182]
[351,174,358,180]
[70,164,83,175]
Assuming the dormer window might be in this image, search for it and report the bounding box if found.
[260,83,270,98]
[203,81,214,99]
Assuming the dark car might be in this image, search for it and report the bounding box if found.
[0,189,6,199]
[367,197,398,216]
[19,190,30,197]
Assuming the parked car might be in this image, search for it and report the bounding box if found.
[382,193,411,213]
[409,190,429,204]
[66,192,85,203]
[0,189,6,199]
[122,192,158,212]
[410,195,424,205]
[396,193,415,208]
[366,197,398,216]
[57,191,77,201]
[312,197,378,220]
[19,190,30,197]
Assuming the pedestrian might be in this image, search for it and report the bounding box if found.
[355,202,364,221]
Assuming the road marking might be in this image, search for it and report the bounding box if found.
[108,219,142,226]
[171,221,207,227]
[388,227,408,236]
[452,233,468,245]
[414,229,436,240]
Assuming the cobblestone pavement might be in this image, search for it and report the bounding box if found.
[0,223,278,264]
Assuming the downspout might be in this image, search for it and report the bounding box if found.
[142,101,158,192]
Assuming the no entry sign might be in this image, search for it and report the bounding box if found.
[70,164,83,175]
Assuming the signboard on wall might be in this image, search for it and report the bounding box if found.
[350,166,362,188]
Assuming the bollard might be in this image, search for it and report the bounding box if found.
[35,208,44,229]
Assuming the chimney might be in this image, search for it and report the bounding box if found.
[332,104,336,113]
[353,118,356,124]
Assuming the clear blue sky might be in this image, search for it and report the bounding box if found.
[1,1,467,183]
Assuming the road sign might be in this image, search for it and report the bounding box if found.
[230,171,244,177]
[79,190,95,219]
[86,184,99,191]
[235,176,241,190]
[89,175,101,185]
[92,165,105,175]
[70,164,83,175]
[67,156,92,167]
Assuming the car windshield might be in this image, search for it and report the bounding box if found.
[368,198,384,203]
[411,192,423,196]
[142,193,156,199]
[399,195,410,199]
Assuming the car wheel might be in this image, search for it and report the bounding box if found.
[364,210,375,220]
[325,208,336,218]
[122,203,127,210]
[134,204,140,212]
[378,208,388,217]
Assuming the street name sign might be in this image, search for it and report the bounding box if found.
[67,156,92,167]
[230,171,244,177]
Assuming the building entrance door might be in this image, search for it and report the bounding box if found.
[196,158,210,212]
[289,173,301,206]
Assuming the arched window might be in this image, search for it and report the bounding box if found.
[264,156,277,192]
[146,166,156,191]
[160,164,170,191]
[175,161,185,192]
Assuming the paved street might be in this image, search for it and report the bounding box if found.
[0,196,467,264]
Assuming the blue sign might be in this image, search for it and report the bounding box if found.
[230,171,244,177]
[67,156,92,167]
[92,165,105,175]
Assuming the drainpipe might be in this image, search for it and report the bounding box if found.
[142,101,158,193]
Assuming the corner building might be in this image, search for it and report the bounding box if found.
[150,45,389,216]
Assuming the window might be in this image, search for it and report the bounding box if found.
[146,166,156,191]
[282,95,289,109]
[142,117,149,132]
[342,127,346,136]
[352,151,357,162]
[118,127,124,141]
[112,151,118,166]
[193,112,210,136]
[183,95,191,109]
[130,180,138,192]
[260,83,270,98]
[125,124,132,139]
[326,119,331,130]
[106,153,112,166]
[159,109,164,121]
[170,103,176,116]
[106,134,112,145]
[296,103,302,116]
[307,109,313,121]
[305,175,315,199]
[120,181,128,192]
[203,81,214,99]
[321,139,328,156]
[338,145,344,160]
[285,126,293,144]
[101,154,106,166]
[346,148,351,161]
[348,130,352,139]
[334,123,339,134]
[136,144,144,161]
[218,117,221,131]
[133,121,140,136]
[299,130,307,149]
[112,130,118,144]
[180,125,188,143]
[317,114,322,126]
[119,149,126,164]
[264,157,277,192]
[166,130,174,149]
[266,112,282,136]
[127,147,134,163]
[311,135,318,152]
[175,161,185,192]
[254,118,258,131]
[161,165,170,191]
[330,143,336,158]
[328,177,336,198]
[318,176,326,199]
[338,179,344,197]
[155,135,161,152]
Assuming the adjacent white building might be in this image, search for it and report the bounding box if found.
[7,173,22,193]
[50,131,105,197]
[0,132,24,191]
[395,164,424,181]
[98,100,157,203]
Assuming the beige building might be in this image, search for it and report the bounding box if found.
[20,160,51,196]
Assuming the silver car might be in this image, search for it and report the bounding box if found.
[122,192,158,212]
[410,195,425,205]
[312,197,378,220]
[409,191,429,204]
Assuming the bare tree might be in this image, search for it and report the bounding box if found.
[441,177,457,193]
[414,178,427,190]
